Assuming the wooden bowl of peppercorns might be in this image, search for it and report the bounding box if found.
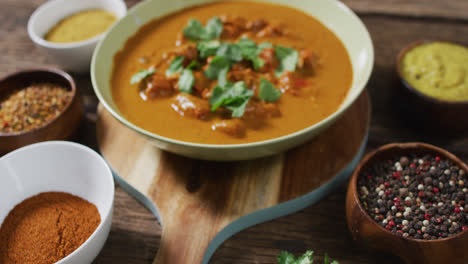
[0,68,82,153]
[346,142,468,264]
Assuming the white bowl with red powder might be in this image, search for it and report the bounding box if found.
[0,141,114,264]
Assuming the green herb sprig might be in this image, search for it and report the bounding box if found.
[275,45,299,77]
[209,81,254,118]
[183,17,223,41]
[130,68,156,85]
[277,250,339,264]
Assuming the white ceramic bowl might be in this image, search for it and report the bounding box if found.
[28,0,127,72]
[92,0,374,160]
[0,141,114,264]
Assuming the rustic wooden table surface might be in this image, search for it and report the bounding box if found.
[2,0,468,263]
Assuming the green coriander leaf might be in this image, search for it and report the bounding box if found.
[177,69,194,94]
[197,40,221,58]
[252,57,265,71]
[296,250,314,264]
[204,56,230,80]
[209,84,228,111]
[183,17,223,40]
[183,19,206,40]
[209,81,253,117]
[224,81,253,104]
[330,261,339,264]
[236,38,272,71]
[216,42,243,62]
[275,45,299,77]
[258,42,273,50]
[237,38,257,49]
[217,67,229,86]
[259,78,281,102]
[237,38,258,59]
[226,98,250,118]
[205,16,223,39]
[277,251,296,264]
[166,56,184,77]
[187,60,201,70]
[130,68,156,85]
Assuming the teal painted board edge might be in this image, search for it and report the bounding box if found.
[111,169,162,224]
[100,133,367,263]
[202,134,367,263]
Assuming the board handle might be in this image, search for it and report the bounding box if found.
[153,217,215,264]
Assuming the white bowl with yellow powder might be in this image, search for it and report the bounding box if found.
[28,0,127,72]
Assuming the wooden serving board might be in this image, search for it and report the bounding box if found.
[96,90,370,264]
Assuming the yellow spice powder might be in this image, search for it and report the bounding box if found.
[45,9,117,43]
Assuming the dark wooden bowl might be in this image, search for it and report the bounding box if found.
[346,142,468,264]
[0,68,82,153]
[396,40,468,134]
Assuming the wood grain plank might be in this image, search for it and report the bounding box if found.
[97,90,369,264]
[341,0,468,20]
[1,0,468,263]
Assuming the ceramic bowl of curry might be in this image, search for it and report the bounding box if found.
[28,0,127,72]
[0,141,114,264]
[92,0,374,160]
[396,40,468,134]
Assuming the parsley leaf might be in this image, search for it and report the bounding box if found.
[296,251,314,264]
[277,250,339,264]
[178,69,194,94]
[275,45,299,77]
[216,42,243,62]
[130,68,156,85]
[166,56,184,77]
[236,38,273,71]
[197,40,221,58]
[237,38,260,68]
[258,42,273,50]
[187,60,201,70]
[204,56,230,83]
[205,17,223,39]
[259,78,281,102]
[277,251,296,264]
[183,19,206,40]
[183,17,223,40]
[209,81,254,118]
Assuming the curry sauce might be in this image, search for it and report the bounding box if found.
[112,1,352,144]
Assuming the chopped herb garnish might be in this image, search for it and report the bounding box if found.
[183,17,223,41]
[277,250,339,264]
[259,78,281,102]
[275,45,299,77]
[130,68,156,85]
[216,42,243,63]
[204,56,230,82]
[187,60,201,70]
[209,81,254,118]
[237,38,260,69]
[178,69,195,94]
[197,40,222,58]
[236,38,272,71]
[258,42,273,50]
[183,19,205,40]
[166,56,184,77]
[205,17,223,39]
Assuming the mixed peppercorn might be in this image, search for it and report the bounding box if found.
[0,83,72,133]
[358,154,468,240]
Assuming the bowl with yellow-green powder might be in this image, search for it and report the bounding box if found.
[28,0,127,72]
[397,40,468,133]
